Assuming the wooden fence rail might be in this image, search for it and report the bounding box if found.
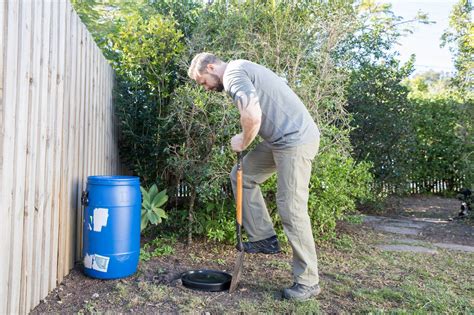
[0,1,121,314]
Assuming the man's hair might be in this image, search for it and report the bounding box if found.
[187,52,223,80]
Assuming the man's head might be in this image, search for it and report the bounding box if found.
[188,52,226,92]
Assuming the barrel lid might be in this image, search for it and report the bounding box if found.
[181,270,231,292]
[87,175,140,186]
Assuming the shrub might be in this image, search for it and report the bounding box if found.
[307,148,373,240]
[407,93,471,190]
[262,144,373,242]
[75,0,375,243]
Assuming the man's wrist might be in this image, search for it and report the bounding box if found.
[241,133,257,150]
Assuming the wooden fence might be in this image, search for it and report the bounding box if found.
[375,178,465,195]
[0,1,121,314]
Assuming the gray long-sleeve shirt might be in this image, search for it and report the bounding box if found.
[223,59,319,148]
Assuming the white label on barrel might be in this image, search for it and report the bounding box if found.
[84,253,93,269]
[92,254,110,272]
[93,208,109,232]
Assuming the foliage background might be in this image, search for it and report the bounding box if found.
[72,0,472,242]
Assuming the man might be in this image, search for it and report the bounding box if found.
[188,53,321,301]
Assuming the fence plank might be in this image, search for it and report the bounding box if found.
[63,0,76,281]
[107,66,111,173]
[9,1,34,313]
[98,47,102,174]
[97,52,102,174]
[1,0,21,313]
[93,42,97,175]
[20,0,43,312]
[58,0,71,283]
[84,30,91,183]
[83,26,90,186]
[74,17,85,260]
[75,23,84,261]
[92,44,98,176]
[103,56,108,173]
[49,0,67,291]
[32,0,51,306]
[109,67,114,173]
[0,1,8,313]
[76,23,88,261]
[103,61,108,173]
[40,0,59,299]
[98,57,103,173]
[8,0,28,312]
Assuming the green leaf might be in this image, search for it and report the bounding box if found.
[147,211,158,225]
[152,189,168,207]
[155,208,168,219]
[140,186,150,202]
[142,198,152,211]
[141,214,148,232]
[149,184,158,199]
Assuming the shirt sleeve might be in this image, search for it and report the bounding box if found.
[223,65,258,108]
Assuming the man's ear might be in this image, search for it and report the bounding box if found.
[206,63,215,73]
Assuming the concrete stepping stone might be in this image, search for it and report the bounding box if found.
[364,215,431,236]
[390,238,427,245]
[363,216,384,223]
[432,243,474,253]
[383,219,427,229]
[376,225,420,235]
[376,244,438,254]
[412,217,451,224]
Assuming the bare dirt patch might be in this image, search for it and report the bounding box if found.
[383,195,461,219]
[32,240,299,314]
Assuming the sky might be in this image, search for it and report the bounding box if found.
[382,0,458,74]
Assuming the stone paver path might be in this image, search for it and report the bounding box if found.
[364,215,474,253]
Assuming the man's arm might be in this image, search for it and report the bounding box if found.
[232,90,262,151]
[224,65,262,152]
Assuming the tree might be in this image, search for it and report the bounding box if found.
[408,70,451,95]
[441,0,473,93]
[441,0,474,188]
[408,94,466,191]
[112,13,185,184]
[341,1,426,193]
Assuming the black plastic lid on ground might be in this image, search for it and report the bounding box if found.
[181,269,232,292]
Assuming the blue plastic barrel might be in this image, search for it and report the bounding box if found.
[82,176,141,279]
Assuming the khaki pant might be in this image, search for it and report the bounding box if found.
[230,139,320,286]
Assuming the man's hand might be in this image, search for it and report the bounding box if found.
[231,133,245,152]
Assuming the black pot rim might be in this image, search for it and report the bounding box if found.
[181,269,232,292]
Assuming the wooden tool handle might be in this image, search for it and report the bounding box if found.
[236,152,243,226]
[236,169,242,225]
[236,152,243,251]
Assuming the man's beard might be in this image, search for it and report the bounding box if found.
[209,73,224,92]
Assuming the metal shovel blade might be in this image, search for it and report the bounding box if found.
[229,250,244,293]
